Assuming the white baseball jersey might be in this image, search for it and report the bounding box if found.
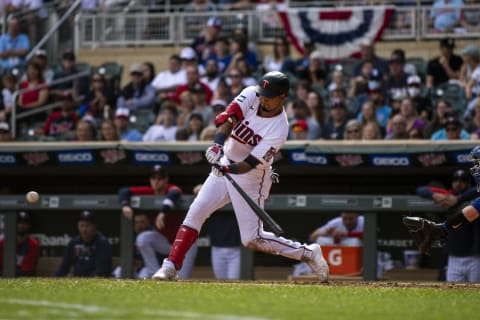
[223,86,289,166]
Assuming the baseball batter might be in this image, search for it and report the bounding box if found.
[153,71,329,281]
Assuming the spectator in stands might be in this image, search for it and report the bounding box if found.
[99,119,119,141]
[362,122,383,140]
[79,72,116,122]
[207,37,231,74]
[75,119,97,142]
[385,52,409,103]
[117,63,156,111]
[236,58,256,87]
[357,100,385,137]
[32,49,54,83]
[349,60,374,98]
[0,121,12,142]
[200,124,216,141]
[426,38,463,88]
[118,164,197,278]
[262,35,296,78]
[327,69,347,93]
[185,112,204,141]
[227,35,258,74]
[143,105,178,142]
[322,99,350,140]
[180,46,204,75]
[398,97,425,132]
[416,169,480,282]
[429,0,465,33]
[183,0,218,35]
[191,16,222,65]
[51,49,89,98]
[292,212,364,276]
[41,93,79,139]
[343,119,363,140]
[0,211,40,276]
[407,75,432,121]
[307,51,328,91]
[55,210,112,277]
[142,62,156,84]
[211,76,232,105]
[151,55,187,99]
[17,59,49,112]
[112,212,152,279]
[288,99,320,140]
[424,99,455,137]
[113,108,142,142]
[459,0,480,32]
[175,65,213,105]
[7,0,47,45]
[385,114,409,139]
[176,92,194,128]
[408,124,426,139]
[461,45,480,103]
[1,73,17,122]
[431,114,470,140]
[190,83,214,126]
[295,41,316,81]
[353,39,389,78]
[0,17,29,70]
[226,67,246,98]
[306,90,326,131]
[201,58,221,92]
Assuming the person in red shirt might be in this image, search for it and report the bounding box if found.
[41,93,79,138]
[174,65,213,105]
[0,211,40,276]
[118,165,197,278]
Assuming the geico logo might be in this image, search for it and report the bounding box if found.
[457,153,470,163]
[373,157,409,166]
[135,153,169,162]
[306,155,327,164]
[0,155,15,163]
[58,153,93,162]
[328,249,342,266]
[291,152,306,161]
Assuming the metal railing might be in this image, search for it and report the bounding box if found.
[10,69,91,139]
[74,3,480,48]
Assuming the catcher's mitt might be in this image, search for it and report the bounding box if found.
[402,216,446,254]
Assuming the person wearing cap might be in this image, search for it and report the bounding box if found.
[31,49,54,83]
[431,114,470,140]
[0,17,30,70]
[0,121,12,142]
[322,99,350,140]
[183,1,218,35]
[191,16,222,65]
[117,63,156,111]
[41,92,79,138]
[113,108,142,142]
[0,211,40,276]
[426,37,463,88]
[429,0,465,33]
[385,50,409,103]
[288,99,320,140]
[52,49,89,98]
[415,169,480,282]
[153,71,329,282]
[55,211,112,277]
[118,165,197,278]
[201,58,221,92]
[151,55,187,98]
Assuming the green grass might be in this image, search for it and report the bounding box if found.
[0,279,479,320]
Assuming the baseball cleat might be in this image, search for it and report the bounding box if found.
[152,259,177,281]
[306,244,329,282]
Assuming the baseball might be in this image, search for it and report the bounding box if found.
[26,191,39,204]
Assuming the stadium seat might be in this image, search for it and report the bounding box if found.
[431,82,467,113]
[405,56,427,79]
[97,61,124,93]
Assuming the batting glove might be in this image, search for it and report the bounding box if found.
[271,169,280,184]
[212,162,238,176]
[205,143,224,164]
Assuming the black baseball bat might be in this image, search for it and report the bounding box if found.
[223,172,284,236]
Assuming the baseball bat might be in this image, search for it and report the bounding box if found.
[223,172,284,236]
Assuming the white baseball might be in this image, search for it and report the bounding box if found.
[26,191,39,204]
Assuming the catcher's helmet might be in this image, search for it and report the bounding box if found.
[469,145,480,191]
[257,71,290,98]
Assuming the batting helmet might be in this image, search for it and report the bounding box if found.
[257,71,290,98]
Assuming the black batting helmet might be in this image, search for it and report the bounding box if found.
[257,71,290,98]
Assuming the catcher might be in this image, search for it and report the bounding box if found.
[403,146,480,254]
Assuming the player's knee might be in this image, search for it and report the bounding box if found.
[135,231,153,248]
[243,236,263,251]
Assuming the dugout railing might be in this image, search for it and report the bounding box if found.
[0,194,446,281]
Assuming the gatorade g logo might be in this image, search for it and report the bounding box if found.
[328,249,342,266]
[261,80,269,88]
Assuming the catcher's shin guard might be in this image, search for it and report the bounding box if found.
[402,216,445,254]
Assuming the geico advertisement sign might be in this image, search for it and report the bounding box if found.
[133,151,170,164]
[370,155,410,166]
[0,153,16,165]
[290,151,328,165]
[56,151,94,164]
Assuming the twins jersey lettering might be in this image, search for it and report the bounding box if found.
[223,86,289,165]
